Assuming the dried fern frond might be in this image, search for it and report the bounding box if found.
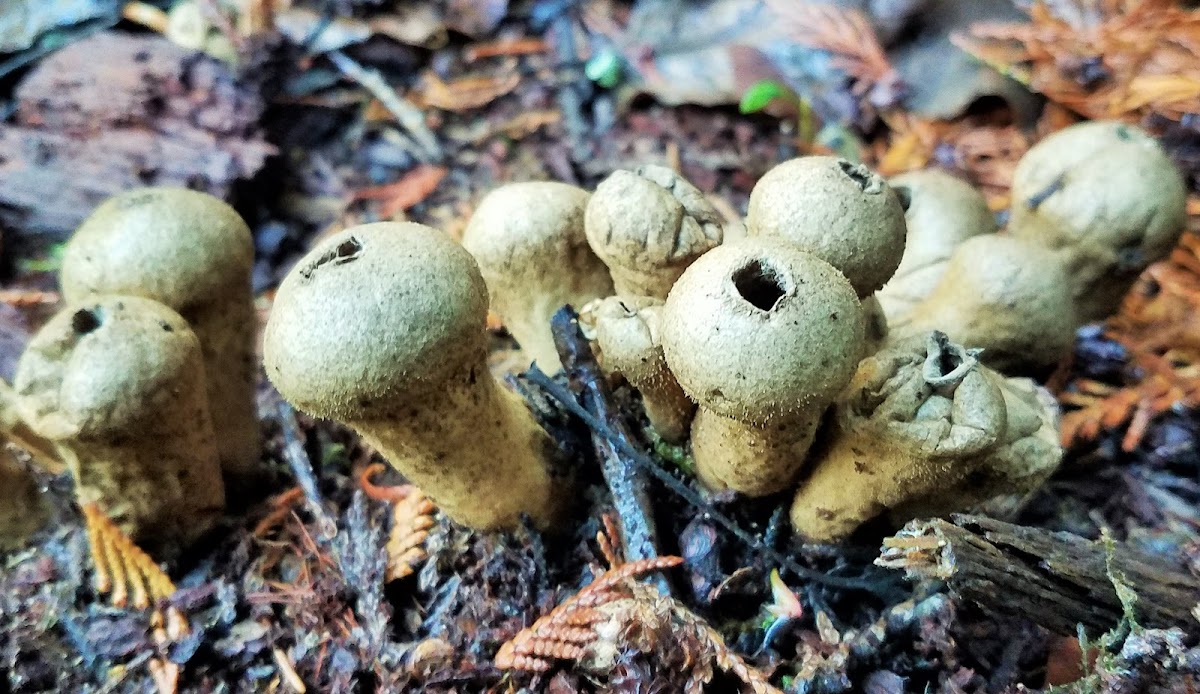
[765,1,903,108]
[955,1,1200,125]
[1061,232,1200,451]
[497,520,781,694]
[82,502,176,609]
[386,486,435,582]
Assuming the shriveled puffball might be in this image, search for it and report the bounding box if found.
[1009,120,1187,321]
[462,182,614,369]
[585,165,726,299]
[746,156,908,297]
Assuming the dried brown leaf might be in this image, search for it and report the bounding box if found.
[416,71,521,112]
[352,165,447,218]
[82,502,176,609]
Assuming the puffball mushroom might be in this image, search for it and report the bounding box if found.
[590,296,694,443]
[585,165,725,299]
[660,237,864,496]
[890,234,1077,373]
[263,222,563,530]
[876,169,997,322]
[60,187,258,477]
[746,156,908,298]
[13,296,225,554]
[1009,120,1187,321]
[462,182,614,369]
[791,332,1061,542]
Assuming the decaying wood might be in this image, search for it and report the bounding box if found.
[0,31,272,238]
[878,515,1200,637]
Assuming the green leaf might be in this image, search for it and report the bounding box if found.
[739,79,789,114]
[585,49,622,89]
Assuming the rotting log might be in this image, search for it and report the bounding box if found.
[0,31,272,239]
[877,514,1200,636]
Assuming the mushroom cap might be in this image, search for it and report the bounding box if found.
[1009,121,1186,266]
[584,165,724,292]
[14,295,201,440]
[660,237,864,422]
[263,222,489,420]
[61,187,254,312]
[746,156,907,297]
[886,169,997,281]
[592,296,663,377]
[462,181,604,301]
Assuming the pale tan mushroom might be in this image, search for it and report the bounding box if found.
[659,237,864,496]
[263,222,564,530]
[14,296,225,554]
[462,182,614,369]
[61,187,259,477]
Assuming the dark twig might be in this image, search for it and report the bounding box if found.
[549,12,591,161]
[548,307,668,596]
[276,401,335,535]
[527,311,890,594]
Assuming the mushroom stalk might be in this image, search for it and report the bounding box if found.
[14,296,225,554]
[263,223,564,530]
[590,296,694,443]
[660,237,864,496]
[61,187,259,477]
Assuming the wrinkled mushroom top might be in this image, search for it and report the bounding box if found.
[584,165,724,271]
[263,222,489,420]
[592,296,663,374]
[660,237,864,422]
[14,296,200,440]
[1009,120,1186,264]
[461,181,602,291]
[887,169,996,279]
[61,187,254,312]
[746,156,907,297]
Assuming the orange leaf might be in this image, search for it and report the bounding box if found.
[353,165,447,218]
[417,70,520,112]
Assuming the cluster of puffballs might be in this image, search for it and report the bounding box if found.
[263,119,1184,543]
[0,189,257,556]
[0,119,1187,555]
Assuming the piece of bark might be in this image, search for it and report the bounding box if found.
[878,515,1200,636]
[0,31,272,239]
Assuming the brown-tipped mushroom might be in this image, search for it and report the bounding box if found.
[263,222,563,530]
[890,234,1077,373]
[585,165,726,299]
[590,296,694,443]
[13,296,225,554]
[745,156,908,298]
[1009,120,1187,321]
[877,169,997,322]
[61,187,258,477]
[462,182,614,368]
[791,332,1061,542]
[660,237,864,496]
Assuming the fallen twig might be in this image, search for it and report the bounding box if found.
[549,306,667,595]
[327,50,442,162]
